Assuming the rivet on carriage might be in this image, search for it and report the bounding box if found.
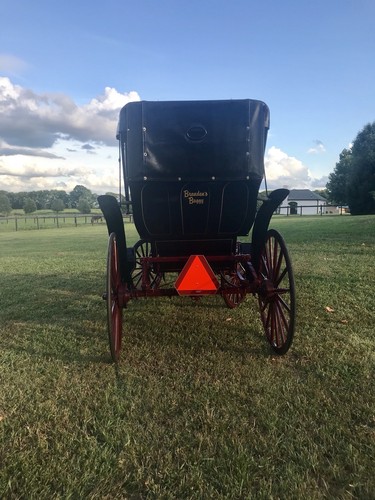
[98,99,295,362]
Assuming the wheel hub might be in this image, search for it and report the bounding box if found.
[259,279,277,302]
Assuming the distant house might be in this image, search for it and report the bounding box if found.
[278,189,327,215]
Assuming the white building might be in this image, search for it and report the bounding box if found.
[278,189,327,215]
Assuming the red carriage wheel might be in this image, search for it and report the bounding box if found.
[258,229,296,354]
[131,240,162,289]
[106,232,123,362]
[222,264,246,308]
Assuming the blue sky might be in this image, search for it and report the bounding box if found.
[1,0,374,194]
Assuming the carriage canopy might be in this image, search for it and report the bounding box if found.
[117,99,270,182]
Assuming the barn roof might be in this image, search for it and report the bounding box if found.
[288,189,326,201]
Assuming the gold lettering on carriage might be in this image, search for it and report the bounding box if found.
[183,190,208,205]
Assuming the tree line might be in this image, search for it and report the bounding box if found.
[327,122,375,215]
[0,185,119,216]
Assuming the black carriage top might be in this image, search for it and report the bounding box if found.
[116,99,269,182]
[116,99,270,242]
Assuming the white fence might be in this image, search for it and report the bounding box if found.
[276,204,349,216]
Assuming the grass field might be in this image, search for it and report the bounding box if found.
[0,216,374,498]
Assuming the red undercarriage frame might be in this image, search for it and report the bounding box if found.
[105,229,296,362]
[116,255,251,304]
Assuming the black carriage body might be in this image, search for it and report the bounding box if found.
[117,99,269,263]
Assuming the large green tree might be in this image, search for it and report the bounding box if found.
[45,190,69,210]
[69,185,94,208]
[326,148,352,205]
[77,197,91,214]
[327,122,375,214]
[347,123,375,215]
[8,191,28,210]
[50,198,65,213]
[23,197,37,214]
[0,193,12,215]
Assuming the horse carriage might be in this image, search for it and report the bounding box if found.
[98,99,295,362]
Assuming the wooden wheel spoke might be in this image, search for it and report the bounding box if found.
[275,264,288,286]
[272,239,279,275]
[222,264,246,309]
[265,303,272,332]
[275,288,290,295]
[277,294,291,312]
[260,300,268,314]
[270,303,277,345]
[273,249,283,281]
[131,268,142,282]
[273,303,282,346]
[275,298,289,335]
[132,240,162,291]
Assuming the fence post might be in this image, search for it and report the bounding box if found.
[15,217,18,231]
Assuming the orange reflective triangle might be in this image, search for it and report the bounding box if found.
[175,255,219,295]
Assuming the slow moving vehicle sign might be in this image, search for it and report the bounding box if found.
[175,255,219,295]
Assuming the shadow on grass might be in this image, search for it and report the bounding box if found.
[1,270,276,371]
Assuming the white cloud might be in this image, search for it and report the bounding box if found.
[0,54,29,76]
[311,176,329,189]
[0,161,91,179]
[0,152,119,193]
[0,77,141,148]
[0,77,140,193]
[86,87,140,115]
[264,146,312,188]
[307,139,326,154]
[0,139,65,159]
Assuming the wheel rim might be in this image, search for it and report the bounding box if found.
[258,229,295,354]
[131,240,162,289]
[107,233,123,362]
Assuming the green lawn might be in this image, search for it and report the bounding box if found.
[0,216,374,498]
